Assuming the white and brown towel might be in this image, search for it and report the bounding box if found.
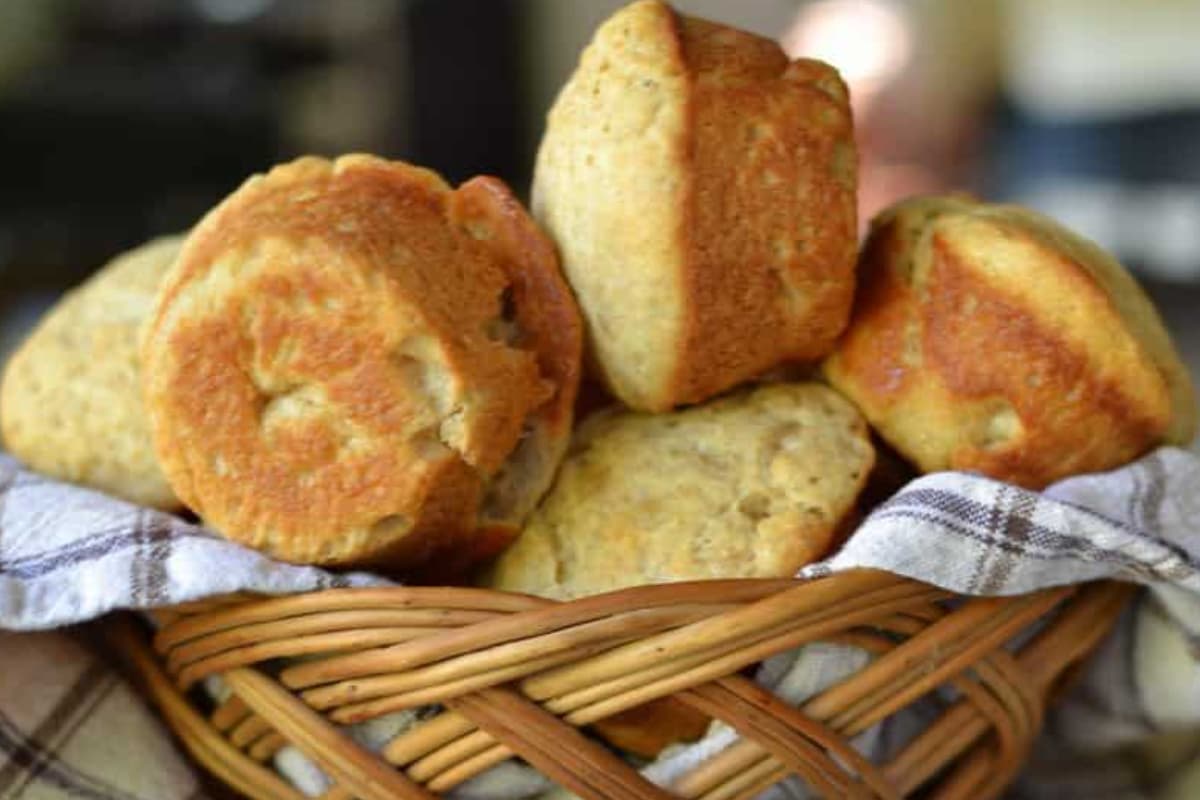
[1,449,1199,799]
[0,627,206,800]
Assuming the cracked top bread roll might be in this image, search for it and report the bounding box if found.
[141,155,582,572]
[823,195,1197,489]
[2,235,183,509]
[531,0,857,412]
[483,382,874,600]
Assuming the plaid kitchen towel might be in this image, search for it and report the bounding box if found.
[1,448,1199,799]
[0,626,206,800]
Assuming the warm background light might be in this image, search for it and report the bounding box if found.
[780,0,911,98]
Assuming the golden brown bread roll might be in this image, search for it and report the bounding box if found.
[483,382,874,599]
[142,155,582,572]
[531,0,857,411]
[1,236,183,508]
[823,195,1197,489]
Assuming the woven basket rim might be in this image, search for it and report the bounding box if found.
[108,570,1135,800]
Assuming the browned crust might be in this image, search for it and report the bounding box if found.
[450,177,582,446]
[142,155,581,571]
[825,203,939,403]
[825,197,1183,489]
[590,697,711,759]
[664,10,857,408]
[446,176,584,566]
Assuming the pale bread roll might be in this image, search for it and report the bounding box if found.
[1,236,183,508]
[532,0,858,411]
[485,382,874,599]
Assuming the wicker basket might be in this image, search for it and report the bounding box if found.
[105,569,1133,800]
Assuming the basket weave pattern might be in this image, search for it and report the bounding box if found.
[109,570,1133,800]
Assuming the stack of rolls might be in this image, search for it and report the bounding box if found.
[1,0,1195,767]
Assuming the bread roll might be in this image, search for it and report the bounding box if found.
[1,236,183,508]
[532,0,857,411]
[484,382,874,599]
[142,155,582,572]
[824,195,1197,489]
[588,697,710,760]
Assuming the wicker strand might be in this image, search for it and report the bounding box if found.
[154,587,538,652]
[673,739,765,797]
[105,617,308,800]
[211,695,252,731]
[930,745,1001,800]
[169,608,490,672]
[279,581,797,690]
[682,678,892,799]
[451,687,675,800]
[229,713,275,748]
[556,591,950,723]
[222,667,436,800]
[301,604,725,711]
[383,711,475,765]
[526,572,919,701]
[249,732,288,762]
[700,760,788,800]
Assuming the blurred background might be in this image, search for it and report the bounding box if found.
[1,0,1198,410]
